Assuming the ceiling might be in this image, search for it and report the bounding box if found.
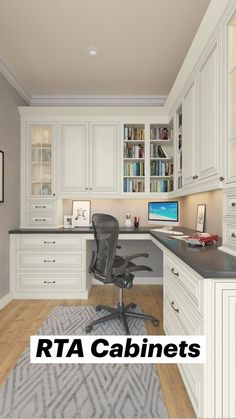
[0,0,210,98]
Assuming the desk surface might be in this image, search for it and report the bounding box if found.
[9,226,236,279]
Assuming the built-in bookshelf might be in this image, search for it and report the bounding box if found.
[149,123,174,193]
[176,108,183,189]
[123,124,146,193]
[122,122,174,194]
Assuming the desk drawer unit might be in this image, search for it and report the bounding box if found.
[10,233,89,299]
[27,199,55,213]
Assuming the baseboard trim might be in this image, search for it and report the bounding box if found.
[92,277,163,285]
[0,293,12,310]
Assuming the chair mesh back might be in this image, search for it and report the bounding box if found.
[92,213,119,282]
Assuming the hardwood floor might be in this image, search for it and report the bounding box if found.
[0,285,195,418]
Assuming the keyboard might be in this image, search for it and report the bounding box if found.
[151,228,184,236]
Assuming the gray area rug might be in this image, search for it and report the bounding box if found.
[0,305,168,418]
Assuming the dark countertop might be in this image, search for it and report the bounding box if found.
[9,226,236,279]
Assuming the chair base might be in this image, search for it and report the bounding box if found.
[85,302,159,335]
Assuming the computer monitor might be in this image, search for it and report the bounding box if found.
[148,201,179,227]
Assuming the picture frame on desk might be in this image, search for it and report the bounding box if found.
[0,151,4,203]
[196,204,206,232]
[72,200,91,227]
[64,215,74,229]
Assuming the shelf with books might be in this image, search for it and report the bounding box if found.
[123,124,146,193]
[150,125,173,141]
[123,178,145,193]
[150,179,173,193]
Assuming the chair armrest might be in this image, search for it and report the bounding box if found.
[124,253,149,260]
[116,245,122,249]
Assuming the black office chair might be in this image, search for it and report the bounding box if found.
[85,213,159,335]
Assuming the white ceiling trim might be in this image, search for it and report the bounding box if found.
[0,58,31,104]
[30,95,167,107]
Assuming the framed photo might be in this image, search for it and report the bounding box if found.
[0,151,4,203]
[196,204,206,232]
[64,215,74,229]
[72,200,91,227]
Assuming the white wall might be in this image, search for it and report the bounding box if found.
[0,73,27,299]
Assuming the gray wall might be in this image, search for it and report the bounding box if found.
[0,73,27,299]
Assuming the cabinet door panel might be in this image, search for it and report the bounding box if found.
[90,123,119,192]
[198,43,220,181]
[182,82,196,187]
[59,124,88,193]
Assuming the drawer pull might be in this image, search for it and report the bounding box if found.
[192,175,198,180]
[44,280,56,284]
[35,218,46,222]
[231,233,236,238]
[43,241,56,244]
[171,267,179,277]
[231,202,236,208]
[43,259,56,263]
[35,205,46,209]
[171,301,179,313]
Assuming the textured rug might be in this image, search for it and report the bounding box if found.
[0,305,168,418]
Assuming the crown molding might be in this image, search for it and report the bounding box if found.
[30,95,167,107]
[0,58,31,104]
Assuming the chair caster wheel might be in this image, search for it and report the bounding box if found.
[152,319,159,327]
[85,326,92,333]
[95,306,102,312]
[131,303,137,309]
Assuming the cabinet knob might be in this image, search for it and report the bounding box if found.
[219,176,225,182]
[171,301,179,313]
[231,202,236,208]
[231,233,236,238]
[171,267,179,277]
[193,175,198,180]
[89,187,92,191]
[85,187,88,190]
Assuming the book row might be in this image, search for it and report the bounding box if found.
[124,143,145,158]
[150,180,173,193]
[124,126,145,141]
[150,161,173,177]
[123,179,145,193]
[150,144,168,158]
[150,127,172,141]
[124,162,145,177]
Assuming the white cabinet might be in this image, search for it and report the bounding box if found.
[10,234,90,299]
[59,123,88,193]
[182,81,196,187]
[58,122,119,195]
[198,41,221,182]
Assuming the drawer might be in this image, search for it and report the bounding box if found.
[223,220,236,249]
[164,275,202,336]
[17,234,85,251]
[27,213,55,226]
[27,199,55,213]
[224,191,236,216]
[164,252,202,314]
[17,252,84,270]
[17,272,85,291]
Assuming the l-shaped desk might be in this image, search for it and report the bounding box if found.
[9,226,236,418]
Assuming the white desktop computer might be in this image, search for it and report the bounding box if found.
[148,201,180,230]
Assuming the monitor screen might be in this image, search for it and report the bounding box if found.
[148,201,179,223]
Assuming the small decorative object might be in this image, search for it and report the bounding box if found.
[196,204,206,232]
[0,151,4,203]
[124,213,132,228]
[64,215,74,229]
[134,216,140,229]
[187,233,218,247]
[72,200,91,227]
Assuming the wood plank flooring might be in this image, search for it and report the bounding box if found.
[0,285,195,418]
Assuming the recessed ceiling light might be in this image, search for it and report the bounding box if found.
[87,47,99,58]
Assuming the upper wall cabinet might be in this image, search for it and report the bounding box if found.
[182,80,196,188]
[197,40,222,183]
[58,122,119,196]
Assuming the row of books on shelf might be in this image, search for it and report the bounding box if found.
[150,144,168,158]
[150,161,173,177]
[124,162,145,177]
[124,126,145,141]
[124,144,144,158]
[150,127,172,141]
[124,179,145,193]
[150,180,173,193]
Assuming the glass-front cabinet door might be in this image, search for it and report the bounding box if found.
[29,124,54,196]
